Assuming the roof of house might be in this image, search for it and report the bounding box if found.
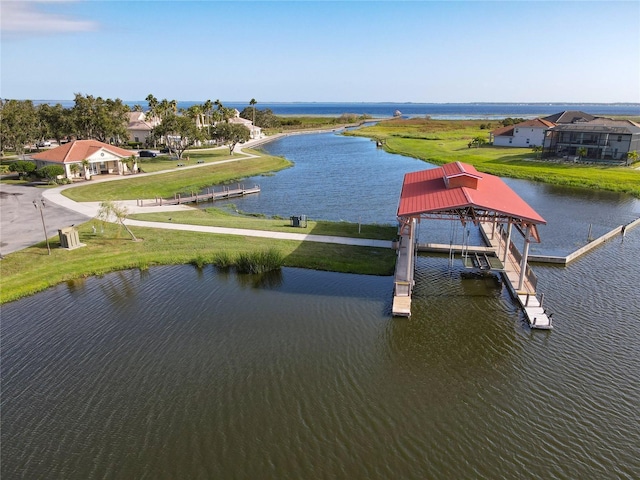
[491,118,555,136]
[490,125,515,137]
[541,110,595,124]
[31,140,133,164]
[550,118,640,134]
[397,162,546,226]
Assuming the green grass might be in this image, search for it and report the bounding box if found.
[349,118,640,197]
[64,154,292,201]
[0,221,396,304]
[130,208,397,240]
[136,148,238,173]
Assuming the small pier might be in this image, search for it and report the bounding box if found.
[392,219,416,317]
[138,184,260,207]
[478,221,552,329]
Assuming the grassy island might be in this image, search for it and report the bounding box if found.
[348,118,640,198]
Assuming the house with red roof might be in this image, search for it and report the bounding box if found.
[490,118,555,148]
[31,140,136,180]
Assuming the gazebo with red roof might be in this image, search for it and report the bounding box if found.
[31,140,136,180]
[393,161,548,322]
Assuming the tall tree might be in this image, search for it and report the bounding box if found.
[146,94,159,122]
[212,122,250,154]
[71,94,129,144]
[71,93,97,139]
[154,113,204,160]
[249,98,257,126]
[0,99,38,156]
[203,99,213,135]
[38,103,73,145]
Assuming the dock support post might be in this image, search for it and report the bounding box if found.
[518,225,531,291]
[503,222,512,265]
[540,293,545,308]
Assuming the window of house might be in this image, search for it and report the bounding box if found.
[617,135,622,142]
[526,139,530,144]
[509,138,512,144]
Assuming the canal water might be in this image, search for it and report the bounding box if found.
[2,132,640,479]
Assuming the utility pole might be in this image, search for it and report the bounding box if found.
[33,199,51,255]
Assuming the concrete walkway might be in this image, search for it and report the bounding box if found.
[34,135,393,250]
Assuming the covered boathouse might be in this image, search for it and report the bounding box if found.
[393,161,552,329]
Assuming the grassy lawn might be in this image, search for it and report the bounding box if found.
[135,148,235,173]
[130,207,397,240]
[64,154,292,201]
[0,221,396,304]
[349,118,640,197]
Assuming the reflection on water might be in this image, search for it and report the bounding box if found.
[2,132,640,479]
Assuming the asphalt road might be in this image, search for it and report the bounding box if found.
[0,182,91,256]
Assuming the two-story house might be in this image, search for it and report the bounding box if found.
[543,118,640,162]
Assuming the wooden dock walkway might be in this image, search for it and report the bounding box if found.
[392,220,415,317]
[478,222,552,329]
[137,184,260,207]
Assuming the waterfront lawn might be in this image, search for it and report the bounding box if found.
[136,148,234,173]
[130,207,397,240]
[64,154,292,202]
[351,119,640,197]
[0,221,396,304]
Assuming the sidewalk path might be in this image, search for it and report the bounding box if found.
[36,134,393,250]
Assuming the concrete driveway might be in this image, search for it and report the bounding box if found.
[0,182,91,256]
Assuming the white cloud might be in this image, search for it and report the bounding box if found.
[0,1,98,35]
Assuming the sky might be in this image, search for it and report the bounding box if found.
[1,0,639,103]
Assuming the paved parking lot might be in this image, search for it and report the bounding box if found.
[0,182,91,256]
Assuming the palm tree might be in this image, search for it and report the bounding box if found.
[577,147,587,161]
[81,159,91,180]
[203,99,213,135]
[250,98,257,127]
[145,94,158,122]
[69,163,80,179]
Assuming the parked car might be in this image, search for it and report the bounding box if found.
[159,147,170,154]
[138,150,157,158]
[36,140,52,147]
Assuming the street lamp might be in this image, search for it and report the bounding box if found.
[33,199,51,255]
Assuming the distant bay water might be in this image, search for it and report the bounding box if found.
[31,101,640,119]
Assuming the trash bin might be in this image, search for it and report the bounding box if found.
[290,216,300,227]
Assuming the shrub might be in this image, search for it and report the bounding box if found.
[235,248,284,274]
[9,160,36,175]
[213,251,234,269]
[37,164,65,181]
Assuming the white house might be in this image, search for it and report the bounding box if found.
[491,118,555,147]
[31,140,136,179]
[227,109,263,139]
[127,111,160,145]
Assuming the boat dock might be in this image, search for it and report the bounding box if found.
[392,219,415,317]
[137,184,260,207]
[393,161,553,328]
[478,221,552,329]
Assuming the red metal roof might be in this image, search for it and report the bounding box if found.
[398,162,546,225]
